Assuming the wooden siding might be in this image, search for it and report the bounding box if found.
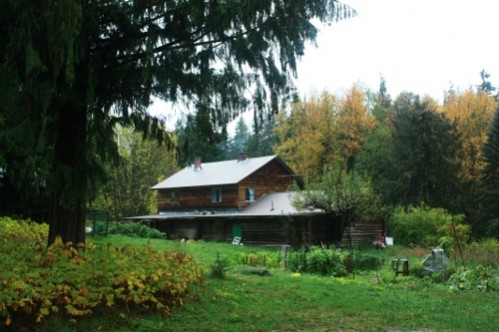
[157,184,239,211]
[341,220,384,246]
[145,215,363,246]
[156,159,297,211]
[145,215,383,247]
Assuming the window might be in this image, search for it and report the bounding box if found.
[171,191,180,204]
[211,187,222,203]
[245,187,255,202]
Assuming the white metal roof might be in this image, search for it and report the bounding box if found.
[152,155,279,189]
[240,192,324,216]
[127,192,324,220]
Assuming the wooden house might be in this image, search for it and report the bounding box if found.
[130,154,383,246]
[153,153,302,213]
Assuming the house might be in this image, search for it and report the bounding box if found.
[129,154,383,246]
[153,153,302,213]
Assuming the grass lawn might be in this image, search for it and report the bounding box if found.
[34,236,499,332]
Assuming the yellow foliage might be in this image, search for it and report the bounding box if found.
[274,87,376,182]
[54,235,63,246]
[1,218,205,326]
[443,89,497,182]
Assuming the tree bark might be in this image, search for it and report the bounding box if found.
[48,101,87,245]
[329,214,344,243]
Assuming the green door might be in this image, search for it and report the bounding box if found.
[232,220,242,238]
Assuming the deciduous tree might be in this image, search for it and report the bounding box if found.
[336,85,377,169]
[91,126,178,220]
[443,88,496,219]
[273,91,339,182]
[293,167,384,244]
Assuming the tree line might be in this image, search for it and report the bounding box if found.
[273,72,499,237]
[176,73,499,239]
[2,1,497,243]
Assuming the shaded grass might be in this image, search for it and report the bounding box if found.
[33,236,499,332]
[154,272,498,332]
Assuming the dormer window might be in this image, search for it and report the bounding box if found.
[246,187,255,202]
[211,187,222,203]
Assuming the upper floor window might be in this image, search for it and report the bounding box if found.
[171,191,180,204]
[246,187,255,202]
[211,187,222,203]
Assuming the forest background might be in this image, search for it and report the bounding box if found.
[89,73,499,239]
[1,0,498,243]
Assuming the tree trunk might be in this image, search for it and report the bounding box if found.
[48,101,87,245]
[330,214,344,243]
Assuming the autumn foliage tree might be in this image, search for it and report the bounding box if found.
[274,86,375,182]
[336,85,377,170]
[274,91,339,182]
[443,88,497,218]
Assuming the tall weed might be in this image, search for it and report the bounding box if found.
[461,238,499,267]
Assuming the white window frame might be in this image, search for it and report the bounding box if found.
[245,187,255,202]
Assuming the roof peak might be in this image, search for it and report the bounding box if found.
[152,155,281,190]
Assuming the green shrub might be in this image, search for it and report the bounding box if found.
[388,205,467,248]
[288,248,307,272]
[210,253,229,279]
[107,222,166,239]
[288,247,390,276]
[463,238,499,267]
[237,251,279,268]
[0,216,48,243]
[350,250,384,271]
[288,246,348,276]
[448,265,499,291]
[409,264,427,279]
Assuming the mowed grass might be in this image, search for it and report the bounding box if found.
[37,236,499,332]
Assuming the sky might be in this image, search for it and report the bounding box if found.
[295,0,499,102]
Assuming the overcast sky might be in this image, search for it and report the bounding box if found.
[155,0,499,129]
[295,0,499,102]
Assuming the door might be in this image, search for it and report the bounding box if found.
[232,220,242,238]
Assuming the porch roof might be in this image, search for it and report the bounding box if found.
[127,192,324,220]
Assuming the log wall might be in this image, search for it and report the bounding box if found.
[341,220,384,246]
[156,185,239,211]
[156,159,297,212]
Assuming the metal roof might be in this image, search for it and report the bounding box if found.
[152,155,286,189]
[240,192,321,216]
[127,192,324,220]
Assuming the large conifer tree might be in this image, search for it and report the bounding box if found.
[0,0,355,244]
[478,108,499,237]
[388,93,460,210]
